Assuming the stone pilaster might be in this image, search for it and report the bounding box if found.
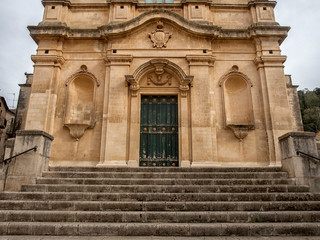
[25,51,65,134]
[98,55,133,167]
[186,55,216,166]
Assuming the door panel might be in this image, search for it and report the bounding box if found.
[140,95,178,167]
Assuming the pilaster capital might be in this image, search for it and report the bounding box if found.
[254,55,287,68]
[105,54,133,66]
[186,55,216,67]
[31,55,66,68]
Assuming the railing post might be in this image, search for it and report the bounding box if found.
[279,132,320,192]
[1,130,54,192]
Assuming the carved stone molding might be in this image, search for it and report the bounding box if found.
[125,59,193,97]
[105,55,133,66]
[64,123,91,141]
[186,55,216,67]
[125,75,140,97]
[65,65,100,87]
[147,75,172,86]
[148,21,172,48]
[227,124,255,141]
[31,55,66,68]
[254,56,287,69]
[219,65,253,87]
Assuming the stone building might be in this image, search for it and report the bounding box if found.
[22,0,303,168]
[13,73,33,133]
[0,97,15,161]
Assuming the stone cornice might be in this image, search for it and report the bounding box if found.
[28,10,289,42]
[40,0,277,9]
[248,0,277,8]
[42,0,71,7]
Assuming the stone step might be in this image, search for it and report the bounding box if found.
[36,177,296,186]
[20,184,309,193]
[1,236,320,240]
[1,192,319,202]
[49,166,283,173]
[0,201,319,211]
[42,171,288,179]
[1,210,320,223]
[0,222,319,236]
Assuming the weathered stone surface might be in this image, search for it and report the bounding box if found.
[279,132,320,192]
[15,0,301,168]
[1,166,320,237]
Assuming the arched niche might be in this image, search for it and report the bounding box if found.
[219,66,254,141]
[64,65,100,140]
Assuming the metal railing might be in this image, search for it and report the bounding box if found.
[296,151,320,162]
[3,146,38,165]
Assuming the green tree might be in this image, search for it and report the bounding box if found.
[298,88,320,133]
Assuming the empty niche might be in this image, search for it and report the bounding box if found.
[220,66,254,141]
[64,65,100,140]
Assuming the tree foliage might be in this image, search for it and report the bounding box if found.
[298,88,320,133]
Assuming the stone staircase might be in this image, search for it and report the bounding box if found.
[0,166,320,238]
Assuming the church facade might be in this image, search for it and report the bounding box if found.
[24,0,302,167]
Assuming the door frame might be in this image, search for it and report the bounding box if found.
[139,94,179,167]
[127,88,191,167]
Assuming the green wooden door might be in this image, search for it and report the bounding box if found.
[140,95,179,167]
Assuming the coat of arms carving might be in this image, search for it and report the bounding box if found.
[148,21,172,48]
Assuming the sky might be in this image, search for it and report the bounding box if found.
[0,0,319,109]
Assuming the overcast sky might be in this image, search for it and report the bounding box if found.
[0,0,319,108]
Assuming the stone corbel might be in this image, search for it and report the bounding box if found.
[125,75,140,97]
[227,124,255,142]
[64,123,92,141]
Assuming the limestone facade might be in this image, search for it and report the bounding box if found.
[24,0,303,167]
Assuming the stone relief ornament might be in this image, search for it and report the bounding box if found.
[148,21,172,48]
[147,74,172,85]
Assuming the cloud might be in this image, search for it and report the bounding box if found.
[275,0,320,90]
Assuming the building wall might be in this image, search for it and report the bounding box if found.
[0,98,15,161]
[14,74,33,132]
[24,0,301,167]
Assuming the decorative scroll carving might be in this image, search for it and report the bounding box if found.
[148,21,172,48]
[126,75,140,97]
[147,74,172,86]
